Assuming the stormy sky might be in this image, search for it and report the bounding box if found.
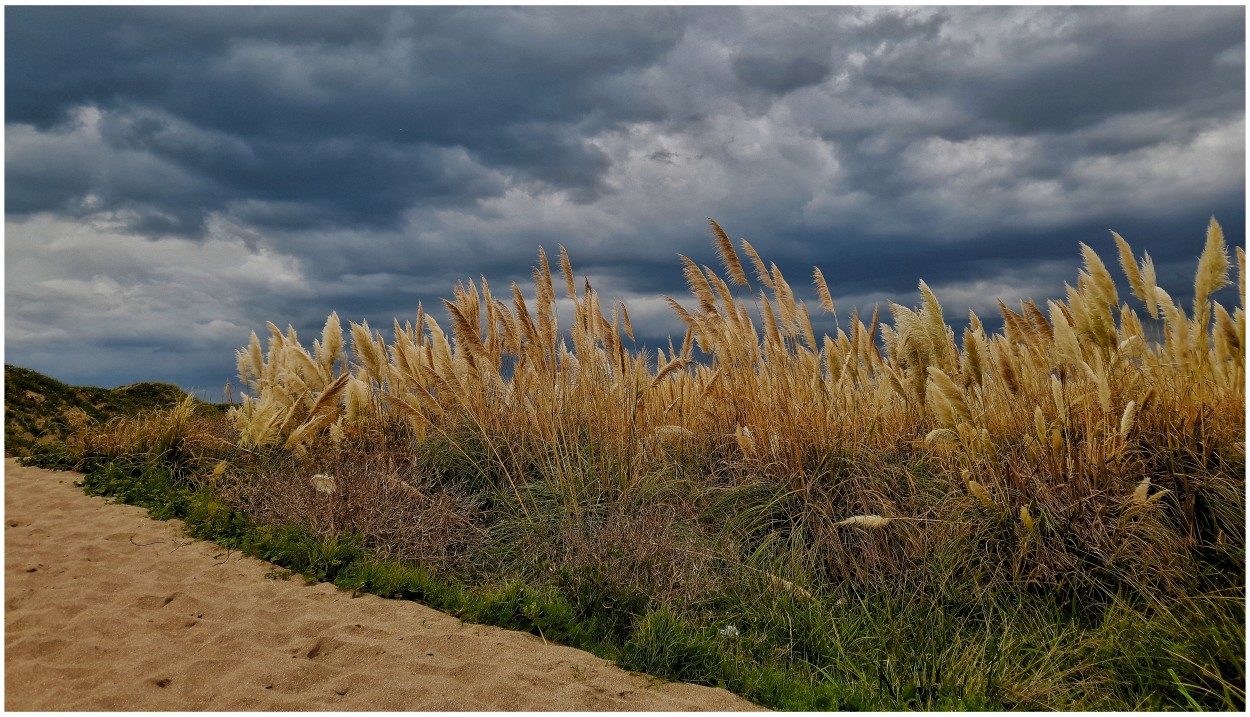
[5,5,1245,396]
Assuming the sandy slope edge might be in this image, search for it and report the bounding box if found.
[4,458,761,711]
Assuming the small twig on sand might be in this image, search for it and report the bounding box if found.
[129,535,164,547]
[213,548,232,566]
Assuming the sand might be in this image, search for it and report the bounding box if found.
[4,458,761,711]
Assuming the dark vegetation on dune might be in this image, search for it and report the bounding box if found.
[4,364,221,457]
[9,218,1246,711]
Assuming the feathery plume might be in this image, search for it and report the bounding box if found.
[961,326,985,389]
[1112,231,1152,310]
[991,341,1020,395]
[927,366,972,426]
[924,428,958,444]
[679,255,718,315]
[836,515,892,529]
[620,302,634,342]
[967,479,997,511]
[1049,300,1082,365]
[319,312,343,376]
[664,296,697,328]
[740,238,774,290]
[1080,242,1119,309]
[1020,505,1035,531]
[709,218,749,287]
[1195,218,1231,306]
[1119,400,1137,438]
[650,356,693,390]
[1023,300,1053,342]
[558,244,577,299]
[1237,246,1246,310]
[813,267,836,315]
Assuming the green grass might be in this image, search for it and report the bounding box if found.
[11,364,1244,711]
[50,448,1242,711]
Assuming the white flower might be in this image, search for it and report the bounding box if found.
[718,625,740,639]
[311,473,336,495]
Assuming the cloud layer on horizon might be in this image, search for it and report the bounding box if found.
[5,6,1244,392]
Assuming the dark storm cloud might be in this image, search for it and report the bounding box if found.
[5,5,1244,392]
[960,9,1245,134]
[731,53,833,94]
[6,6,687,236]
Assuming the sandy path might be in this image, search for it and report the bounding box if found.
[4,458,760,711]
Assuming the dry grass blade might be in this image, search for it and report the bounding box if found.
[380,393,431,439]
[709,218,749,287]
[679,255,718,315]
[651,424,695,445]
[284,410,340,450]
[1194,217,1231,311]
[349,320,386,386]
[650,356,693,390]
[734,424,756,454]
[620,302,634,342]
[1237,245,1246,309]
[813,267,836,315]
[961,326,985,389]
[664,296,697,328]
[740,237,774,290]
[1079,242,1119,309]
[318,311,344,374]
[558,244,577,299]
[767,574,814,601]
[1024,300,1053,342]
[295,371,350,422]
[926,366,972,425]
[1019,505,1035,531]
[1119,400,1137,438]
[443,299,490,368]
[966,477,998,511]
[1113,231,1153,311]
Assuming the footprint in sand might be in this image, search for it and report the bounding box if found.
[135,593,181,610]
[302,636,349,660]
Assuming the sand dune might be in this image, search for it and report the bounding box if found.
[4,458,760,711]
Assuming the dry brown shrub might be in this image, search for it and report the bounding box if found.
[502,496,728,612]
[223,446,487,572]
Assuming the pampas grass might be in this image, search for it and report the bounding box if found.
[48,214,1241,711]
[216,217,1244,709]
[231,216,1242,528]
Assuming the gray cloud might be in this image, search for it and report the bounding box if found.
[4,6,1244,393]
[733,53,833,95]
